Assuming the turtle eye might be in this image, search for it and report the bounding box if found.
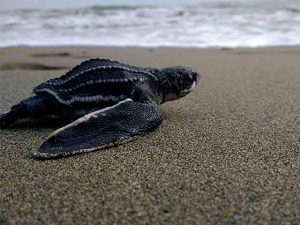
[183,75,194,87]
[185,79,193,86]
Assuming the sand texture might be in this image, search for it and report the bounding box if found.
[0,46,299,225]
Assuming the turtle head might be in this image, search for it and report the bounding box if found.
[160,66,200,102]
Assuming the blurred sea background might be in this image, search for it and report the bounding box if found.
[0,0,300,48]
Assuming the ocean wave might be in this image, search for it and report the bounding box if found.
[0,3,300,47]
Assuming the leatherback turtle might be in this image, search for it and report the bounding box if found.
[0,58,200,158]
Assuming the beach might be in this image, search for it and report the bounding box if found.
[0,46,299,224]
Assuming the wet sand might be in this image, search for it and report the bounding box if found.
[0,46,299,225]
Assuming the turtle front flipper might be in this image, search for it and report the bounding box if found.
[33,98,162,159]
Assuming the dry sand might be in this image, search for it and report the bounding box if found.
[0,46,299,225]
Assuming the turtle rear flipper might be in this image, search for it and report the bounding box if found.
[0,111,18,128]
[0,96,41,128]
[0,95,58,128]
[33,98,162,159]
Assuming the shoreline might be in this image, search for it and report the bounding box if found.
[1,44,300,49]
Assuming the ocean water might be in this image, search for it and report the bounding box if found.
[0,0,300,47]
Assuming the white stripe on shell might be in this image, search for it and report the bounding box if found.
[56,77,131,92]
[49,66,147,86]
[47,98,133,139]
[36,88,127,105]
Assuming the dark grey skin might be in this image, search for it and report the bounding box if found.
[0,58,200,158]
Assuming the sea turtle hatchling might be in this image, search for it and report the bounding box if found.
[0,58,200,158]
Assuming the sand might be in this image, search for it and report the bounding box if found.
[0,46,299,225]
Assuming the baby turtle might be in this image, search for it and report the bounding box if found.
[0,58,200,158]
